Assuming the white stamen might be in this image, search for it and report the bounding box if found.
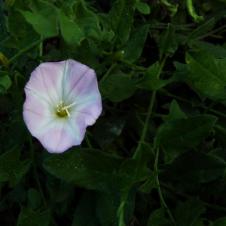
[56,100,76,117]
[62,101,77,111]
[65,108,70,117]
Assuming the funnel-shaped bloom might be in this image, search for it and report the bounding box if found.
[23,59,102,153]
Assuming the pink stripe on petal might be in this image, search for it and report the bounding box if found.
[63,60,90,99]
[27,61,65,104]
[23,110,53,138]
[24,90,51,114]
[67,68,98,100]
[23,90,53,136]
[38,121,75,153]
[66,117,86,145]
[72,96,102,125]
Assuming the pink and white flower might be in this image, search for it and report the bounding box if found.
[23,59,102,153]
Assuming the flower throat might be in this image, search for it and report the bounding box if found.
[55,101,76,118]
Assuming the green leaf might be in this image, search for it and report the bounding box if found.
[0,3,7,41]
[155,115,217,162]
[185,52,226,104]
[17,208,50,226]
[27,189,42,210]
[160,0,178,16]
[72,190,134,226]
[0,149,31,186]
[164,151,226,183]
[58,10,84,45]
[123,24,149,62]
[73,0,101,40]
[43,148,148,192]
[174,199,205,226]
[147,208,171,226]
[20,1,58,38]
[93,116,125,148]
[135,2,151,15]
[100,72,137,102]
[0,73,12,93]
[96,192,119,226]
[72,192,99,226]
[189,41,226,58]
[212,217,226,226]
[173,61,189,81]
[163,100,187,121]
[159,24,178,58]
[99,15,115,43]
[109,0,135,44]
[139,171,156,193]
[138,62,173,91]
[7,10,39,47]
[186,18,215,42]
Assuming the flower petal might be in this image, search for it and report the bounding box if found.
[25,61,66,105]
[64,61,102,125]
[62,59,90,100]
[37,120,75,153]
[36,117,86,153]
[71,95,102,125]
[66,64,99,101]
[23,89,53,137]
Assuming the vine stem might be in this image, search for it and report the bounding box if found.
[197,24,226,40]
[117,57,166,226]
[131,56,176,225]
[154,148,176,225]
[120,59,146,71]
[133,56,167,159]
[186,0,203,22]
[100,63,117,83]
[160,89,226,118]
[117,198,126,226]
[162,182,226,213]
[133,91,156,159]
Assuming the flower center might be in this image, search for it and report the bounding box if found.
[55,101,76,118]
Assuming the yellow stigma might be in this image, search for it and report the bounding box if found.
[55,101,76,118]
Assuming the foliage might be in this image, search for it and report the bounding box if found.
[1,0,226,225]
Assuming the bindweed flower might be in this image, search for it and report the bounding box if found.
[23,59,102,153]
